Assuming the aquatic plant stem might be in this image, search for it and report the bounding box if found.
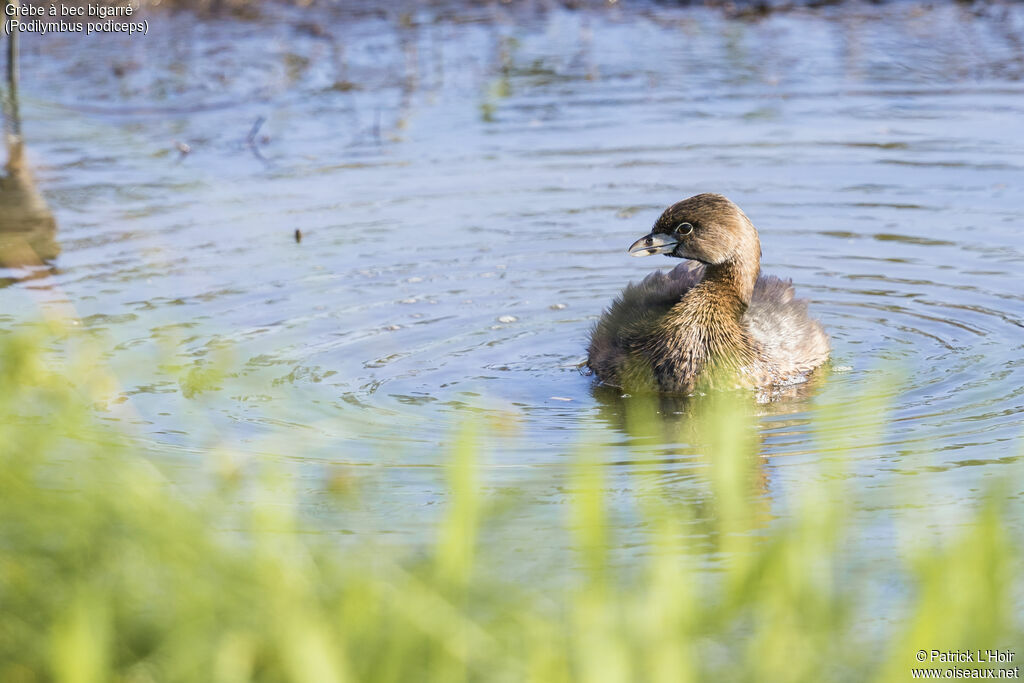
[4,0,19,141]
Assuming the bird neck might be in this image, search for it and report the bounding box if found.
[701,257,759,308]
[696,229,761,305]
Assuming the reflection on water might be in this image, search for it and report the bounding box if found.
[2,50,58,283]
[0,140,59,280]
[4,2,1024,551]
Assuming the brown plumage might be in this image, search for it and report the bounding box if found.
[586,194,829,395]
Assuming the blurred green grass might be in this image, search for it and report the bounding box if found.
[1,325,1021,683]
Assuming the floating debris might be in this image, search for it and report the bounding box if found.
[550,303,567,310]
[246,116,269,165]
[174,141,191,160]
[294,229,302,243]
[497,315,517,323]
[549,396,572,402]
[328,80,362,93]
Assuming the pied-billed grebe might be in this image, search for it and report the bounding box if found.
[587,193,829,394]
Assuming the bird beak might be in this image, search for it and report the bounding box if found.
[628,232,679,257]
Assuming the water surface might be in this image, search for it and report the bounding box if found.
[4,1,1024,549]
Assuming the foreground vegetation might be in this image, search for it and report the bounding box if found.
[1,325,1021,682]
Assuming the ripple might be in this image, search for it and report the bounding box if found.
[5,1,1024,541]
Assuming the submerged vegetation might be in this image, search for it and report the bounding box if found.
[1,323,1021,682]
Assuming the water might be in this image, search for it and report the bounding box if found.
[3,1,1024,546]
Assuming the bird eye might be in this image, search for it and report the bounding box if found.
[675,222,694,236]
